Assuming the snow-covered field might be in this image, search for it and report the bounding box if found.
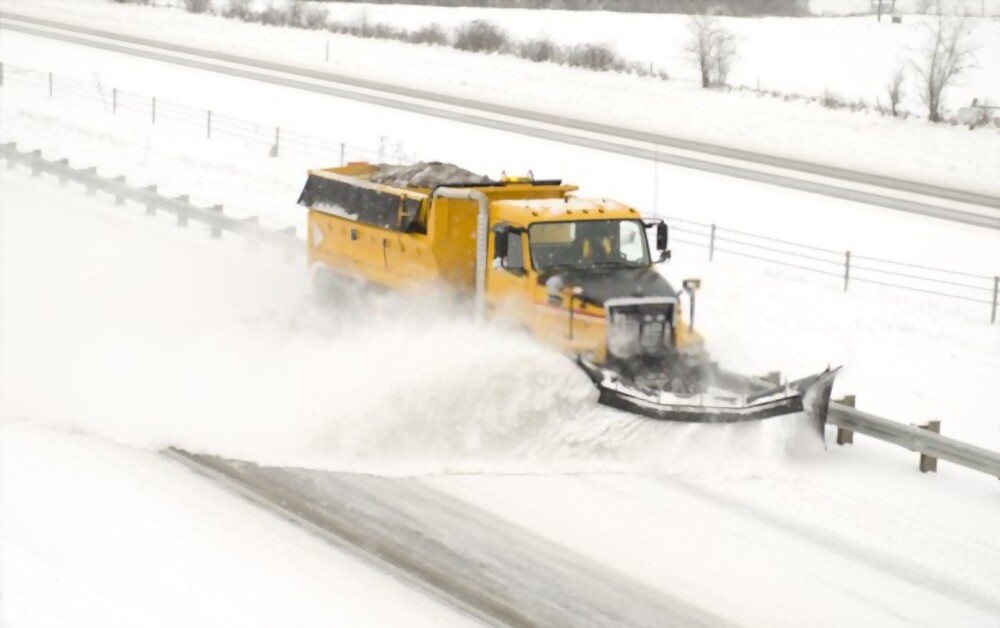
[1,0,998,196]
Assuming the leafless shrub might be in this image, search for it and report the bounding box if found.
[301,6,329,30]
[219,0,252,20]
[453,20,508,53]
[913,9,978,122]
[405,24,448,46]
[517,38,559,63]
[885,64,905,116]
[686,14,738,88]
[821,89,846,109]
[565,43,622,71]
[182,0,211,14]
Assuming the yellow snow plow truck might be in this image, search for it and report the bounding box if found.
[299,161,838,432]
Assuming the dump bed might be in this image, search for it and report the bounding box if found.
[299,161,577,293]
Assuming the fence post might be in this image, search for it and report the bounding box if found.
[152,96,157,124]
[145,185,158,216]
[709,224,717,262]
[209,204,224,239]
[835,395,855,446]
[325,39,330,63]
[48,72,53,97]
[207,110,212,138]
[918,420,941,473]
[0,62,4,87]
[112,87,117,114]
[843,250,851,292]
[270,127,280,157]
[991,276,999,324]
[340,142,345,166]
[175,195,189,227]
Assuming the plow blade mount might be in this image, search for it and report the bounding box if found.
[583,363,841,441]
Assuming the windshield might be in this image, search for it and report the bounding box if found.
[529,220,649,270]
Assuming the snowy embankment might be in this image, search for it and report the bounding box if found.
[0,426,473,627]
[1,0,998,196]
[2,169,998,628]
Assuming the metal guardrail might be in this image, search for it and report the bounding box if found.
[0,141,302,256]
[719,370,1000,479]
[3,141,998,480]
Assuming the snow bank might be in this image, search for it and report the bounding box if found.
[0,423,474,627]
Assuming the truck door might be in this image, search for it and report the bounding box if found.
[487,224,531,322]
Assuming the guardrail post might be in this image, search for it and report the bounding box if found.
[113,176,126,205]
[207,110,212,139]
[709,224,717,262]
[48,72,53,97]
[207,205,224,238]
[0,61,4,87]
[112,87,117,114]
[3,143,17,170]
[244,216,260,249]
[56,159,69,185]
[270,127,280,157]
[843,250,851,292]
[991,276,999,324]
[30,150,42,177]
[175,195,189,226]
[144,185,158,215]
[340,142,345,166]
[835,395,856,445]
[83,167,97,196]
[152,96,157,125]
[325,39,330,63]
[918,420,941,473]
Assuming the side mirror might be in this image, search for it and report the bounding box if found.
[493,226,509,260]
[656,222,668,251]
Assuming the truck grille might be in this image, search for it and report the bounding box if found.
[606,300,675,360]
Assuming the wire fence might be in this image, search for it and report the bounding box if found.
[1,61,998,322]
[665,215,1000,321]
[0,61,412,165]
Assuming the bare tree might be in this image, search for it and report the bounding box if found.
[686,14,737,88]
[913,11,977,122]
[885,64,906,116]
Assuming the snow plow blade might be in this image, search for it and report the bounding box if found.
[582,363,841,440]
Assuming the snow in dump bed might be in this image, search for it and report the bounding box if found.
[1,0,998,197]
[0,423,476,628]
[367,161,491,188]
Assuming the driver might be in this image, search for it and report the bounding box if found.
[578,224,615,264]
